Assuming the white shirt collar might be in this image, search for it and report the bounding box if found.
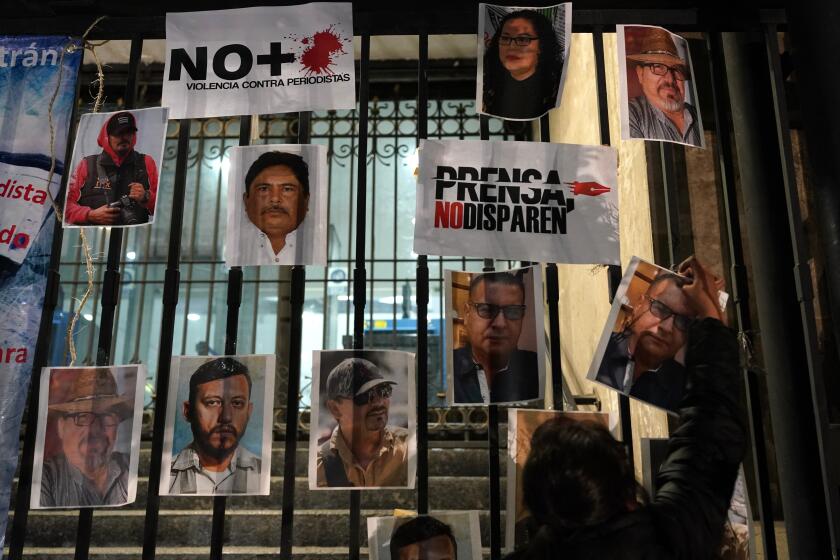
[237,217,301,265]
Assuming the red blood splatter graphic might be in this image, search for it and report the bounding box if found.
[300,25,346,75]
[565,181,611,196]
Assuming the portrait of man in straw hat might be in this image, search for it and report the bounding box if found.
[37,367,138,508]
[623,25,703,147]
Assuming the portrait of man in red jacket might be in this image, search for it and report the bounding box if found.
[64,108,167,227]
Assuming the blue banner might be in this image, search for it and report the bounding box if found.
[0,35,81,549]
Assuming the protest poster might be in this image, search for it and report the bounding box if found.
[31,366,146,509]
[444,265,545,405]
[309,350,416,490]
[163,3,356,119]
[506,409,615,552]
[225,144,328,267]
[367,511,482,560]
[587,256,728,414]
[414,139,619,264]
[478,3,572,121]
[617,25,705,148]
[160,355,275,496]
[0,34,81,545]
[63,107,169,228]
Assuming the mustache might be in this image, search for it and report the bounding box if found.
[210,424,238,436]
[261,205,290,215]
[366,406,388,417]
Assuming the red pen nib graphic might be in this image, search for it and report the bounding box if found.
[565,181,611,196]
[300,25,346,75]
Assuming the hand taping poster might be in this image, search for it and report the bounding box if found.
[0,35,81,549]
[414,139,619,264]
[163,3,356,119]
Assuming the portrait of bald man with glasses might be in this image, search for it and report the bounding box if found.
[590,257,726,413]
[448,267,544,405]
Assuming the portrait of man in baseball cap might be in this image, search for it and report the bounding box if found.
[309,350,416,489]
[31,365,145,509]
[63,107,169,228]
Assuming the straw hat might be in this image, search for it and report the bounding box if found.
[626,27,686,67]
[48,368,133,420]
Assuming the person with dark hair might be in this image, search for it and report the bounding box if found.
[65,111,159,226]
[508,256,745,559]
[237,150,311,265]
[169,357,260,494]
[482,9,563,120]
[390,516,458,560]
[595,270,696,412]
[316,357,408,487]
[453,271,539,403]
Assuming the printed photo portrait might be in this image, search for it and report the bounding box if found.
[225,143,328,267]
[31,365,146,509]
[505,409,616,552]
[586,256,727,413]
[617,25,705,148]
[445,265,546,405]
[309,350,416,490]
[367,511,482,560]
[63,107,169,227]
[160,355,275,496]
[477,3,572,121]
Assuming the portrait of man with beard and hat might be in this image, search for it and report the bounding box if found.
[64,107,168,227]
[163,355,275,496]
[226,144,328,267]
[618,25,705,148]
[33,365,145,509]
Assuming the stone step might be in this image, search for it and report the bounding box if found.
[6,509,501,549]
[131,445,497,477]
[12,476,506,510]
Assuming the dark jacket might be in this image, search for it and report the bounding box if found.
[453,345,539,403]
[595,331,686,413]
[506,318,745,560]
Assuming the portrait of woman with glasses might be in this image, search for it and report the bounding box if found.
[478,4,571,120]
[588,256,727,413]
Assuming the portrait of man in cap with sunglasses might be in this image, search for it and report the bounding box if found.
[593,257,725,412]
[622,25,703,147]
[452,269,540,404]
[315,356,409,488]
[37,367,139,508]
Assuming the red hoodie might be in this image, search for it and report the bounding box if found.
[65,113,159,225]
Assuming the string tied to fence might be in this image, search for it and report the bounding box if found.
[43,16,111,367]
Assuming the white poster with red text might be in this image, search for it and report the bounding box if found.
[413,139,619,264]
[163,3,356,119]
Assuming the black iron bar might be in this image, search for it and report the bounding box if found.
[705,32,776,559]
[592,26,633,472]
[208,114,251,560]
[279,110,311,559]
[141,119,192,560]
[539,113,564,410]
[349,33,371,560]
[416,31,430,516]
[764,23,835,552]
[7,44,84,560]
[74,37,142,560]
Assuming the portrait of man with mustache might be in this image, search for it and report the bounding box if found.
[168,357,262,494]
[315,357,409,488]
[236,150,311,265]
[37,367,140,508]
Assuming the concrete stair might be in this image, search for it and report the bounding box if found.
[5,442,504,558]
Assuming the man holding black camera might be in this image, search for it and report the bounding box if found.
[66,111,158,226]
